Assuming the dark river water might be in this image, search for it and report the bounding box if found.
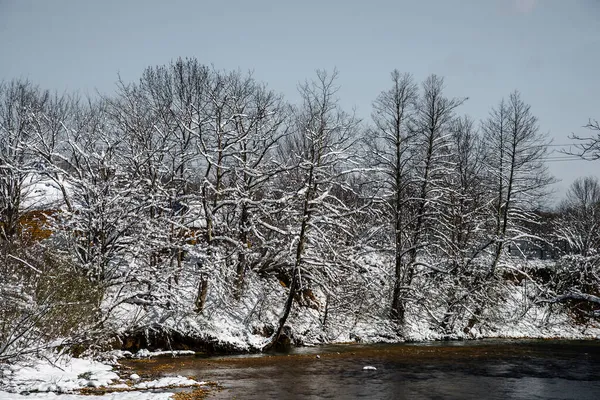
[126,340,600,399]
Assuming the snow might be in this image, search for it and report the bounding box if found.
[20,175,68,210]
[107,351,133,360]
[6,60,600,400]
[1,357,118,394]
[0,393,173,399]
[400,273,600,343]
[133,376,205,389]
[134,350,195,359]
[2,258,599,399]
[0,354,205,400]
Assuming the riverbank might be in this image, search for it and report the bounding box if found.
[0,353,213,399]
[89,258,600,357]
[3,337,600,399]
[3,260,600,399]
[109,291,600,355]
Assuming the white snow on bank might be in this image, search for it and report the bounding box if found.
[402,279,600,342]
[0,392,173,399]
[93,256,600,355]
[134,376,205,389]
[1,357,119,393]
[134,349,196,358]
[0,354,205,400]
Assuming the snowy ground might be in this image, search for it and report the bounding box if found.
[3,254,599,399]
[103,271,600,352]
[2,299,598,400]
[0,354,206,399]
[0,392,172,399]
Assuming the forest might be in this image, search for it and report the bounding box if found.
[2,58,600,360]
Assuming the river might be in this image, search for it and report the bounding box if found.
[125,340,600,399]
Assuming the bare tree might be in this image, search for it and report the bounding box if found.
[409,75,466,259]
[387,75,466,326]
[366,70,418,323]
[542,176,600,321]
[265,69,359,349]
[0,82,105,360]
[0,80,50,243]
[436,115,490,333]
[443,116,488,266]
[555,176,600,256]
[482,91,554,276]
[223,74,290,298]
[568,119,600,160]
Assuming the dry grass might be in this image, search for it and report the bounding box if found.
[172,382,221,400]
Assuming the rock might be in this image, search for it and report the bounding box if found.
[363,366,377,371]
[130,373,140,380]
[135,349,151,358]
[316,355,321,359]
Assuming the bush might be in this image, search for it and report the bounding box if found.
[547,255,600,323]
[0,242,104,360]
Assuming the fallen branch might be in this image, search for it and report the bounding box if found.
[537,290,600,306]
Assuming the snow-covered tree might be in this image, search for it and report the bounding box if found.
[265,69,360,348]
[442,116,488,267]
[482,91,554,275]
[365,70,418,323]
[555,176,600,256]
[0,80,49,242]
[434,115,491,333]
[0,82,105,360]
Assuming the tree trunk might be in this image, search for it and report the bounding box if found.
[234,204,249,300]
[195,273,209,313]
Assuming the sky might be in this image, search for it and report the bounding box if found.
[0,0,599,202]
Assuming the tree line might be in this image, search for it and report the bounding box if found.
[1,58,599,358]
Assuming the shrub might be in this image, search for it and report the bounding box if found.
[0,242,104,360]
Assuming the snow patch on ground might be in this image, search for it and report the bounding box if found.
[402,280,600,342]
[1,356,118,394]
[133,376,205,389]
[134,349,195,358]
[0,353,205,400]
[20,175,68,210]
[0,392,173,399]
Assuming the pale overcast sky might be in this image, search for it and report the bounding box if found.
[0,0,599,201]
